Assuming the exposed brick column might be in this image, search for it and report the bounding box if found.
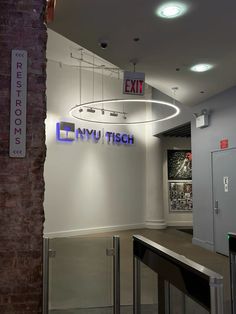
[0,1,47,313]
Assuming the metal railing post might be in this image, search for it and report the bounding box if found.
[229,233,236,314]
[43,237,49,314]
[113,236,120,314]
[133,257,141,314]
[230,253,236,314]
[210,277,224,314]
[158,276,166,314]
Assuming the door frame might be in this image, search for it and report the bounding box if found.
[211,147,236,253]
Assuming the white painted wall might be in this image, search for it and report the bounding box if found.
[45,30,191,237]
[162,137,192,226]
[44,30,149,237]
[191,86,236,251]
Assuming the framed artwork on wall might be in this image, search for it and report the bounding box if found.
[167,150,192,180]
[168,181,192,212]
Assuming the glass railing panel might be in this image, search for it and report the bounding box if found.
[48,236,113,314]
[168,284,209,314]
[120,246,132,314]
[140,261,158,313]
[185,294,209,314]
[169,284,185,314]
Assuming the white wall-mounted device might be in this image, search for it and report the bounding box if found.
[193,109,209,128]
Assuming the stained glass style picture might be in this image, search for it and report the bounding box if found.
[169,182,192,212]
[167,150,192,180]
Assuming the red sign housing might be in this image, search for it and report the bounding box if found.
[220,139,229,149]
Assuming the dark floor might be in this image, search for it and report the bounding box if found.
[176,228,193,235]
[48,228,230,313]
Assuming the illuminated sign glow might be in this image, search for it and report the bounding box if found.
[123,71,145,96]
[56,122,134,145]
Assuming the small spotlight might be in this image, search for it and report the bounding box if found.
[123,115,127,120]
[110,112,118,117]
[87,108,96,113]
[79,108,83,113]
[101,109,105,115]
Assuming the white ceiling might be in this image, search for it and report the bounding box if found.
[49,0,236,106]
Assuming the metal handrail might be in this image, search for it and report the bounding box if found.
[133,235,224,314]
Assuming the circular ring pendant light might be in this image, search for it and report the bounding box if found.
[69,50,180,125]
[70,99,180,125]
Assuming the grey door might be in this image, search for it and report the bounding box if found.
[212,148,236,255]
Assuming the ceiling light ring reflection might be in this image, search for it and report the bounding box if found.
[69,99,180,125]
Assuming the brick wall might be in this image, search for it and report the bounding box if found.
[0,1,47,313]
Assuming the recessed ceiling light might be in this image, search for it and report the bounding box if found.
[190,64,213,72]
[157,2,187,19]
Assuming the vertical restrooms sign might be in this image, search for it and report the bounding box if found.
[9,50,27,158]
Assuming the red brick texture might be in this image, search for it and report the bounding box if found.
[0,1,47,313]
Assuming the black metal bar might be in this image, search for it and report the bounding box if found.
[158,276,166,314]
[229,233,236,314]
[133,256,141,314]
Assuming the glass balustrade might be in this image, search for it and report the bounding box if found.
[133,235,224,314]
[44,236,119,314]
[140,262,158,313]
[43,234,225,314]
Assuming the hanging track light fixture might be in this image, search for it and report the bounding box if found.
[69,49,180,125]
[84,106,127,116]
[70,99,180,125]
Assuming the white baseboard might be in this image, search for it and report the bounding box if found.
[145,220,167,229]
[44,221,195,238]
[167,221,193,227]
[192,237,214,251]
[44,223,145,238]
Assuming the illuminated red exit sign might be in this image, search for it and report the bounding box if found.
[123,71,145,96]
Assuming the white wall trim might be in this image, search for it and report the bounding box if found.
[44,223,145,238]
[192,237,214,251]
[145,220,167,229]
[167,221,193,227]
